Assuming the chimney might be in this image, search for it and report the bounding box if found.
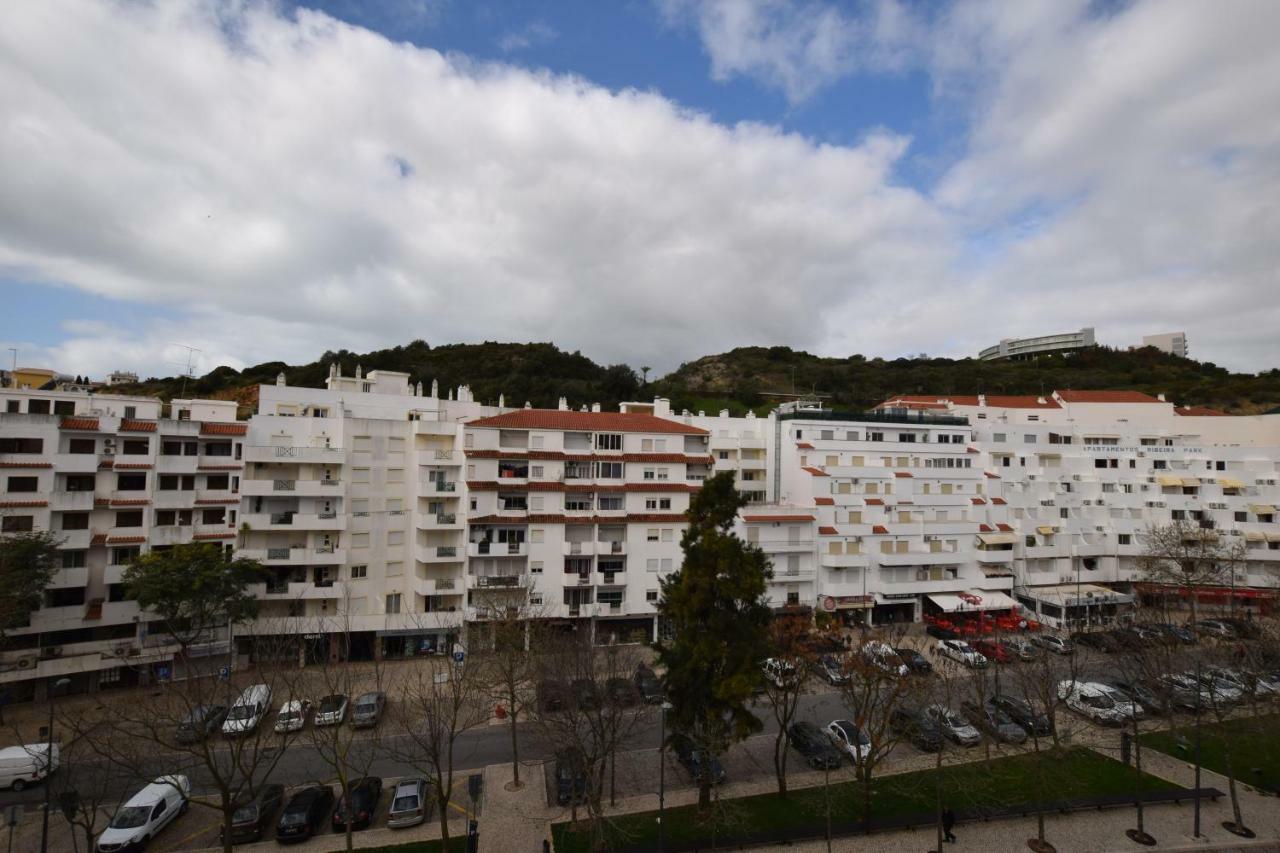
[276,371,286,387]
[415,381,423,397]
[355,364,362,379]
[719,409,729,418]
[978,394,987,407]
[1157,393,1166,402]
[524,401,532,409]
[698,410,706,417]
[430,379,439,398]
[558,397,568,411]
[498,394,505,408]
[591,403,601,413]
[1036,396,1046,405]
[580,404,588,412]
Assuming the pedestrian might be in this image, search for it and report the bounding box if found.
[942,805,958,843]
[543,838,551,853]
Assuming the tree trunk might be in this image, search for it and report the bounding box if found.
[508,692,521,786]
[934,747,944,853]
[438,790,451,847]
[861,764,873,826]
[1223,739,1246,830]
[774,727,789,796]
[222,800,236,853]
[698,769,712,811]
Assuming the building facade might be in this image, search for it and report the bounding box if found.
[1142,331,1189,358]
[978,327,1096,361]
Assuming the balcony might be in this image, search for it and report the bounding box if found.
[153,491,195,509]
[418,544,463,563]
[875,550,964,567]
[47,567,89,589]
[820,552,869,569]
[468,541,527,558]
[753,538,814,553]
[599,540,626,555]
[52,453,101,473]
[241,478,342,497]
[421,480,458,494]
[196,488,239,503]
[564,541,595,556]
[241,546,346,565]
[467,574,530,589]
[253,581,343,600]
[769,569,817,583]
[418,512,460,529]
[57,529,91,550]
[975,549,1015,564]
[244,445,345,464]
[50,491,95,514]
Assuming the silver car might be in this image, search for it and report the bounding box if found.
[387,778,429,829]
[351,692,387,729]
[926,704,982,746]
[961,700,1027,744]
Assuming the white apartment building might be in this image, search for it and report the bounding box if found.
[1142,331,1189,358]
[0,387,242,700]
[978,327,1096,361]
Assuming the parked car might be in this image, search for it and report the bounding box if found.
[634,665,665,703]
[1191,670,1244,707]
[314,694,349,727]
[222,783,284,845]
[1057,680,1140,726]
[331,776,382,832]
[605,677,640,707]
[1107,628,1151,651]
[788,721,844,770]
[925,705,982,746]
[1202,667,1275,701]
[276,785,334,843]
[813,653,850,684]
[1071,631,1121,653]
[926,624,959,640]
[1216,618,1262,639]
[893,647,933,675]
[990,694,1052,738]
[1193,619,1236,639]
[1031,634,1074,655]
[936,639,987,668]
[351,692,387,728]
[571,678,600,710]
[1103,679,1169,716]
[1001,638,1039,661]
[1151,623,1197,644]
[971,639,1013,664]
[889,706,944,752]
[274,700,312,734]
[387,778,430,828]
[671,734,727,785]
[96,775,190,853]
[825,719,871,763]
[222,684,272,736]
[0,743,58,792]
[763,657,800,687]
[175,705,228,744]
[538,679,571,713]
[960,700,1027,744]
[554,749,588,805]
[1149,674,1213,711]
[862,642,907,677]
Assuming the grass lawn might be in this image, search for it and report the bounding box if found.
[552,747,1177,853]
[1140,713,1280,793]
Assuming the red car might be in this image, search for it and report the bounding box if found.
[972,640,1012,664]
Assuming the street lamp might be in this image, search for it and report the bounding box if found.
[658,700,673,852]
[39,677,71,853]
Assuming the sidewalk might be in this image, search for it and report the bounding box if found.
[479,759,551,853]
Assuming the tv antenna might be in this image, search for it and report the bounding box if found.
[168,343,202,399]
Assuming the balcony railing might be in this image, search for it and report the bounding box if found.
[316,544,336,554]
[318,511,337,520]
[270,512,295,525]
[273,479,295,491]
[434,449,454,460]
[436,513,457,525]
[436,578,456,591]
[267,547,291,560]
[437,546,458,558]
[475,575,522,588]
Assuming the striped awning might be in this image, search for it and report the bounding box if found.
[1217,477,1245,489]
[1250,504,1276,515]
[1036,525,1057,536]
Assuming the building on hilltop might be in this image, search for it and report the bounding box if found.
[1142,331,1188,358]
[978,327,1096,361]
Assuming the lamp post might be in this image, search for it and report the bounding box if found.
[39,677,71,853]
[658,700,672,852]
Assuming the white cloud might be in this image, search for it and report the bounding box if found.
[497,21,557,53]
[660,0,920,105]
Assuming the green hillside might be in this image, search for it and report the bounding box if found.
[105,340,1280,417]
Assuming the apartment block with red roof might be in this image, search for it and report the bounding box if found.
[0,387,243,699]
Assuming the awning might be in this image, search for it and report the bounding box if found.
[1244,530,1266,542]
[819,594,874,611]
[1268,532,1280,544]
[927,590,1018,612]
[1218,477,1245,489]
[1181,477,1200,486]
[980,565,1015,578]
[977,533,1017,546]
[1156,474,1183,487]
[1250,504,1276,515]
[1019,583,1135,607]
[1036,525,1057,536]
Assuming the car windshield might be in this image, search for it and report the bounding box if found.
[227,705,254,721]
[392,794,419,811]
[279,710,300,721]
[320,697,344,712]
[355,702,377,713]
[1082,694,1114,709]
[279,809,309,826]
[992,709,1014,725]
[110,806,151,829]
[232,805,257,823]
[945,713,968,728]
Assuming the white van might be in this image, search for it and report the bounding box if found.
[0,743,59,791]
[96,775,189,853]
[221,684,272,736]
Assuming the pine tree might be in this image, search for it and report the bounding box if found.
[655,471,772,811]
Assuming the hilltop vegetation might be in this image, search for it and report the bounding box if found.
[106,340,1280,417]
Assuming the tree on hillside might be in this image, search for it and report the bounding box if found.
[123,542,269,651]
[1138,521,1244,625]
[0,530,60,644]
[655,471,773,811]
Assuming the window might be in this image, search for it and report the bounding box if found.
[1024,435,1037,443]
[155,510,177,526]
[992,433,1006,443]
[0,438,42,454]
[565,495,592,511]
[121,439,149,455]
[869,432,884,442]
[661,529,673,542]
[351,532,370,548]
[385,593,402,614]
[647,558,659,571]
[110,546,139,564]
[350,565,367,579]
[661,558,673,571]
[61,512,89,531]
[531,529,544,544]
[646,590,658,603]
[595,433,622,450]
[717,450,730,460]
[205,473,230,490]
[353,468,371,483]
[4,400,16,413]
[598,495,623,510]
[68,438,95,454]
[1,516,33,533]
[199,507,225,525]
[531,465,544,478]
[597,462,623,479]
[1059,507,1069,519]
[645,498,672,510]
[1235,511,1247,522]
[387,468,404,484]
[115,510,143,527]
[6,476,38,493]
[644,467,655,480]
[647,528,659,542]
[1118,534,1132,545]
[61,550,86,569]
[27,400,50,415]
[116,473,146,491]
[530,560,543,574]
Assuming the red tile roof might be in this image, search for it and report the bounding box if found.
[743,514,815,523]
[90,533,107,546]
[197,464,243,471]
[113,463,152,470]
[997,523,1014,532]
[878,394,1060,410]
[0,461,52,468]
[466,409,708,435]
[120,419,157,432]
[971,498,987,505]
[872,525,889,535]
[992,497,1007,505]
[195,498,241,505]
[980,524,994,532]
[984,472,1000,479]
[110,499,150,506]
[818,525,839,535]
[106,535,146,544]
[60,417,100,431]
[0,499,48,508]
[796,442,815,450]
[801,466,829,477]
[894,471,913,478]
[194,531,235,540]
[201,422,248,435]
[814,497,835,506]
[1175,405,1229,417]
[864,498,884,506]
[1055,390,1163,404]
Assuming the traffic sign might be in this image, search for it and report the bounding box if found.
[453,650,465,664]
[218,666,231,681]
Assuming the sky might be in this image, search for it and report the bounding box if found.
[1,0,1278,380]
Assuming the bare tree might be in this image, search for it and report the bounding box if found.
[1138,521,1244,625]
[760,614,815,797]
[383,615,485,848]
[49,740,140,853]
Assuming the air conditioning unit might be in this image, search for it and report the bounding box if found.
[15,655,38,670]
[112,644,131,657]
